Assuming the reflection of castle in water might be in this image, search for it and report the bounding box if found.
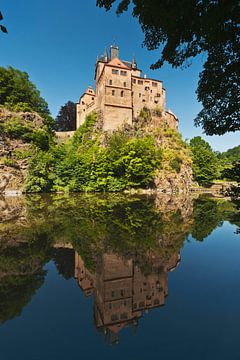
[75,251,180,339]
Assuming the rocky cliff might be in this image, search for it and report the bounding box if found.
[0,107,47,193]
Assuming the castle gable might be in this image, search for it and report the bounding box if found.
[107,57,129,69]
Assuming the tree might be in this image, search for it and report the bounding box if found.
[96,0,240,135]
[0,11,7,33]
[0,66,50,118]
[55,101,76,131]
[190,136,219,185]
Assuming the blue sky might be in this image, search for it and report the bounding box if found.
[0,0,239,151]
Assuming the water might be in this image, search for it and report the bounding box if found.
[0,193,239,360]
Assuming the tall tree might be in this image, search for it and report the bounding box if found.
[55,101,76,131]
[0,66,50,117]
[190,136,219,185]
[97,0,240,135]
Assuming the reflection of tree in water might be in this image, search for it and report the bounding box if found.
[0,192,238,329]
[0,231,52,324]
[191,195,239,241]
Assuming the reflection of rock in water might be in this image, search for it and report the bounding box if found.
[74,251,180,343]
[0,195,25,223]
[154,192,197,220]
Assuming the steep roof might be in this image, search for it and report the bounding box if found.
[107,57,129,69]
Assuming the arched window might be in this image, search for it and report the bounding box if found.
[121,90,124,97]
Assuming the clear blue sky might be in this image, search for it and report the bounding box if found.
[1,0,239,151]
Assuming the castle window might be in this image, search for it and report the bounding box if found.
[152,82,157,87]
[138,80,143,85]
[112,69,119,75]
[109,79,112,85]
[111,314,118,321]
[123,82,126,87]
[112,90,115,96]
[120,90,124,97]
[120,70,127,76]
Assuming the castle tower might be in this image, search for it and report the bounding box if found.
[76,45,178,131]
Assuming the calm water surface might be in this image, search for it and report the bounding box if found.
[0,193,239,360]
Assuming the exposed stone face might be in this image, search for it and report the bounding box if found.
[76,45,178,132]
[0,108,45,194]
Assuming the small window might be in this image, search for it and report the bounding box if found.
[92,97,94,100]
[109,79,112,85]
[120,90,124,97]
[111,314,118,321]
[123,82,126,87]
[120,70,127,76]
[145,86,150,91]
[112,69,119,75]
[121,289,124,296]
[139,93,141,98]
[157,93,161,97]
[152,82,157,87]
[112,90,115,96]
[132,79,136,84]
[111,290,115,297]
[138,80,143,85]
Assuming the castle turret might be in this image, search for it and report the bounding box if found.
[132,54,137,69]
[110,44,119,59]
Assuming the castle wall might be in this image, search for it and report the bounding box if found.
[132,77,166,118]
[76,88,96,128]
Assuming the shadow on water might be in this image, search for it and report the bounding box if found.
[0,192,239,343]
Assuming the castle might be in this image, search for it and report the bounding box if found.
[76,44,178,131]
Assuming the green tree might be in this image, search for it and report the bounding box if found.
[190,136,219,185]
[0,66,50,118]
[97,0,240,135]
[55,101,76,131]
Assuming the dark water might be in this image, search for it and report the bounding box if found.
[0,193,239,360]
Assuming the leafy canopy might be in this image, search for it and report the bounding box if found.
[190,136,219,185]
[55,101,76,131]
[0,66,50,118]
[96,0,240,135]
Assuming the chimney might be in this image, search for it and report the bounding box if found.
[110,44,119,59]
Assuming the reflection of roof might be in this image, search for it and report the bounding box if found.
[108,323,126,334]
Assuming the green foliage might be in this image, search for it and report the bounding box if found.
[170,156,182,173]
[1,116,51,151]
[25,114,162,193]
[0,67,50,117]
[219,145,240,164]
[190,136,219,185]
